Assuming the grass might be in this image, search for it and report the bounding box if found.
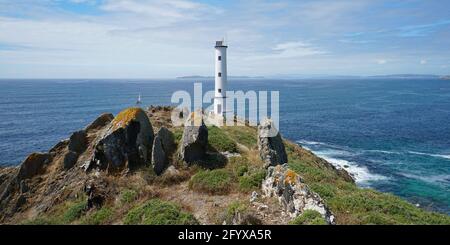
[222,126,257,149]
[289,210,327,225]
[207,126,238,153]
[61,200,86,223]
[171,127,184,146]
[22,195,87,225]
[123,199,198,225]
[238,169,266,192]
[120,189,138,204]
[81,207,114,225]
[189,169,233,195]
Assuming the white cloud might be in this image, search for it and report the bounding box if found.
[247,41,327,60]
[420,59,427,65]
[100,0,219,22]
[376,59,387,64]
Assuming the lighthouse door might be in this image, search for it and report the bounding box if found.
[217,104,222,114]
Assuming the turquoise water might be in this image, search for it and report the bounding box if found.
[0,78,449,214]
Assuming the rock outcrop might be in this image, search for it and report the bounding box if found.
[17,153,53,181]
[262,164,335,224]
[179,113,208,165]
[89,108,154,173]
[63,130,88,170]
[258,118,288,168]
[151,127,175,175]
[85,113,114,132]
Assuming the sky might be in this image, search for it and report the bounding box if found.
[0,0,449,78]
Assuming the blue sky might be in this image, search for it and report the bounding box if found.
[0,0,449,78]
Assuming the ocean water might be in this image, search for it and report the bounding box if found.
[0,79,449,214]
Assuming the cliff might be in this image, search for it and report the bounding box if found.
[0,106,449,225]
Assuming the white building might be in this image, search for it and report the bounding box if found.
[213,40,228,117]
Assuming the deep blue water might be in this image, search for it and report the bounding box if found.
[0,79,449,214]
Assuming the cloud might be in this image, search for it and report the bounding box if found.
[100,0,220,22]
[398,20,450,37]
[247,41,327,60]
[377,59,387,65]
[420,59,427,65]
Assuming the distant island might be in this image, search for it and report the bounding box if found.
[177,75,265,79]
[440,75,450,80]
[367,74,441,79]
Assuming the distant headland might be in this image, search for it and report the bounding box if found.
[177,75,265,79]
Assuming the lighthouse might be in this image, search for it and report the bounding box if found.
[213,40,228,117]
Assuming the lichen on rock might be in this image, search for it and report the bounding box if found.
[262,164,335,224]
[88,107,154,173]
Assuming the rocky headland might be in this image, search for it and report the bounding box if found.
[0,106,449,225]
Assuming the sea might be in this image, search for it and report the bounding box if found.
[0,78,449,214]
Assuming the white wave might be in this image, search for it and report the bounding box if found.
[297,140,330,146]
[317,148,356,157]
[315,154,388,185]
[400,173,450,185]
[297,140,387,185]
[407,151,450,160]
[364,149,402,155]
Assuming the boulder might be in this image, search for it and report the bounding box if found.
[85,113,114,132]
[89,108,154,172]
[262,164,335,224]
[151,127,175,175]
[17,152,52,180]
[68,130,87,154]
[63,151,79,170]
[179,113,208,165]
[257,119,288,168]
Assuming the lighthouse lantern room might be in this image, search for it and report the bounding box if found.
[213,40,228,117]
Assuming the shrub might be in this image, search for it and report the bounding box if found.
[81,207,114,225]
[238,169,266,192]
[172,127,183,145]
[289,210,327,225]
[208,126,238,153]
[120,189,138,204]
[189,169,233,194]
[227,156,249,176]
[124,199,198,225]
[61,200,86,224]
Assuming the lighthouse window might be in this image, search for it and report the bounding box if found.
[218,56,222,61]
[218,89,222,93]
[218,72,222,77]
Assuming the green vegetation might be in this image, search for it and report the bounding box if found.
[189,169,233,194]
[81,207,114,225]
[22,196,87,225]
[172,127,184,145]
[289,210,327,225]
[238,169,266,192]
[222,126,257,149]
[120,189,138,204]
[124,199,198,225]
[218,200,250,224]
[208,126,238,152]
[61,200,86,223]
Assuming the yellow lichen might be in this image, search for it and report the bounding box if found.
[187,111,203,126]
[112,107,144,130]
[284,169,298,185]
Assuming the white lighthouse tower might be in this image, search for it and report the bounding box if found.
[213,40,228,117]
